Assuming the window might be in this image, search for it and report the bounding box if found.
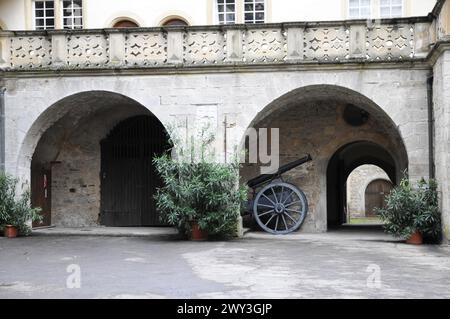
[163,18,189,26]
[349,0,371,19]
[380,0,402,18]
[34,1,55,30]
[62,0,83,29]
[244,0,265,24]
[113,20,139,28]
[217,0,236,24]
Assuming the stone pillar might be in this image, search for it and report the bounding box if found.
[109,31,126,66]
[286,27,304,62]
[0,87,5,172]
[433,49,450,244]
[433,0,450,244]
[50,32,67,68]
[225,28,243,63]
[167,29,184,64]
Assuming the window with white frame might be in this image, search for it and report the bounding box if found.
[349,0,371,19]
[380,0,402,18]
[34,1,55,30]
[217,0,236,24]
[62,0,83,29]
[244,0,265,24]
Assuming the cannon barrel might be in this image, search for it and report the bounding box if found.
[247,154,312,189]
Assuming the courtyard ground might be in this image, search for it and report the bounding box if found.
[0,228,449,299]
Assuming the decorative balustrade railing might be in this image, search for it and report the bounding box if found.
[0,18,436,72]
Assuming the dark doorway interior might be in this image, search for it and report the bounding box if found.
[327,141,397,227]
[100,115,169,226]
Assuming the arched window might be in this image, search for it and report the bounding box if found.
[113,20,139,28]
[162,18,188,27]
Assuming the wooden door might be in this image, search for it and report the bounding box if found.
[31,167,51,227]
[365,179,393,217]
[100,115,168,226]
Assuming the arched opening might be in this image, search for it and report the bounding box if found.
[239,85,408,233]
[100,115,169,226]
[161,17,189,26]
[28,91,169,227]
[326,141,400,227]
[345,164,393,225]
[113,19,139,28]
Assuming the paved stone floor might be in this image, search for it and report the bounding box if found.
[0,228,449,299]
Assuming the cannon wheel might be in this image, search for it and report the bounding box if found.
[253,182,308,235]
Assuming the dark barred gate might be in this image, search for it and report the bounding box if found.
[100,115,168,226]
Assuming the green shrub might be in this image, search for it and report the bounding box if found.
[153,127,247,238]
[0,172,42,236]
[377,176,441,243]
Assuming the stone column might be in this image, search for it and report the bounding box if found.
[433,49,450,244]
[0,87,5,172]
[433,0,450,244]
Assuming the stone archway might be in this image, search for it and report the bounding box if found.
[23,91,168,227]
[239,85,408,233]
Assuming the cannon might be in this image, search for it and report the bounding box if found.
[245,154,312,235]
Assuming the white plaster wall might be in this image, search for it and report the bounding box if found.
[0,0,26,30]
[84,0,209,28]
[0,0,437,30]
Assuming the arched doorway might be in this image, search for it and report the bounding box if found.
[365,179,393,217]
[100,115,168,226]
[113,19,139,28]
[28,91,168,227]
[326,141,401,227]
[239,85,408,233]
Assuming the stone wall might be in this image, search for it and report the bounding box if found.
[240,102,405,233]
[433,50,450,242]
[2,67,430,230]
[346,165,391,218]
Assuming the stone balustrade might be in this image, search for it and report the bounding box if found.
[0,17,436,71]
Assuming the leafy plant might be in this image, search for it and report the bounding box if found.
[0,172,42,236]
[377,175,441,243]
[153,126,247,238]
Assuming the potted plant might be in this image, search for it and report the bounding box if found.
[153,126,247,240]
[377,176,441,245]
[0,172,42,238]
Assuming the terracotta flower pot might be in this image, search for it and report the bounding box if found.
[4,225,18,238]
[406,230,423,245]
[190,222,208,241]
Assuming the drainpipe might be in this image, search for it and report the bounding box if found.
[427,75,435,179]
[0,86,5,172]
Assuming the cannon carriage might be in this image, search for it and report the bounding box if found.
[245,155,312,235]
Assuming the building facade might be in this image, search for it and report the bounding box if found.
[0,0,449,241]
